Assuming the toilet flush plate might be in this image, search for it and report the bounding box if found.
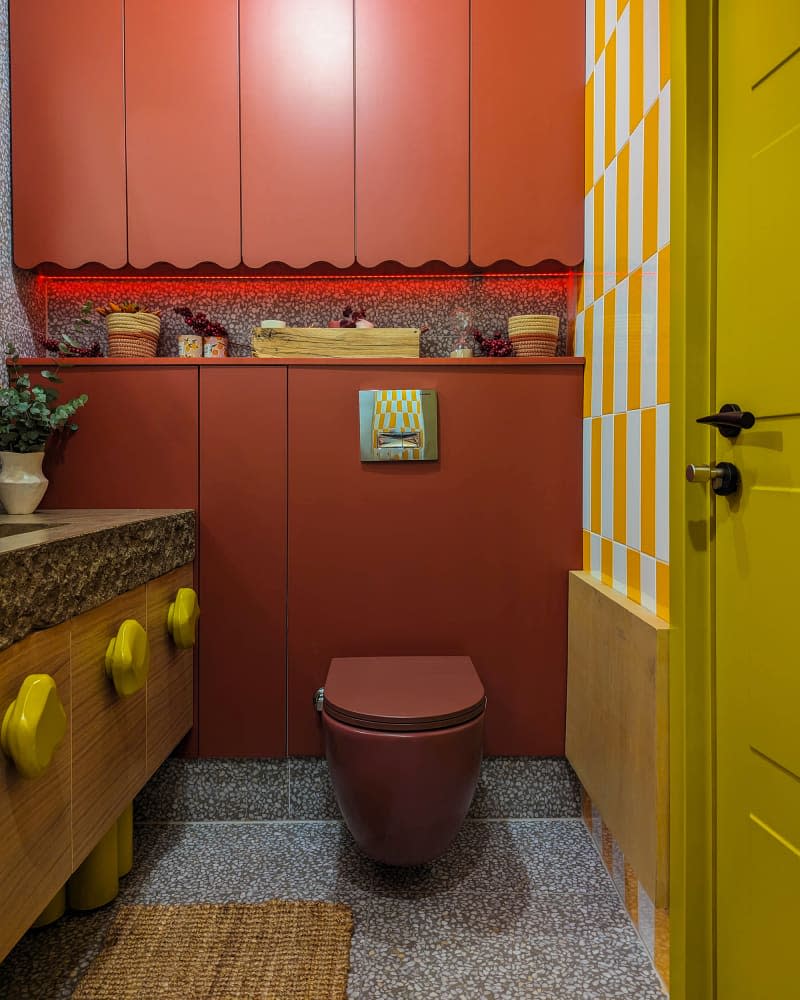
[358,389,439,462]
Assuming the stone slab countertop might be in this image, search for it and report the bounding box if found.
[0,509,195,652]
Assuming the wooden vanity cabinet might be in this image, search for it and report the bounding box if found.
[70,587,148,867]
[145,565,195,777]
[0,626,72,962]
[0,565,194,960]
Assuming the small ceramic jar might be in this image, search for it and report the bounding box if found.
[177,334,203,357]
[203,336,229,358]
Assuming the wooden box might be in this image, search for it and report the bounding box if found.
[565,571,670,905]
[251,326,421,359]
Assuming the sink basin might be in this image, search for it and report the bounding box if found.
[0,522,67,539]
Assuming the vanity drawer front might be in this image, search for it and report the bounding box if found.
[146,565,194,777]
[71,588,147,867]
[0,625,71,961]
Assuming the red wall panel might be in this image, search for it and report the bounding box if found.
[287,364,583,755]
[40,367,199,510]
[10,0,127,268]
[355,0,469,267]
[198,368,287,756]
[471,0,585,267]
[241,0,355,268]
[125,0,241,267]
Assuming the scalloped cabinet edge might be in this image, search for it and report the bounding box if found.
[10,0,584,271]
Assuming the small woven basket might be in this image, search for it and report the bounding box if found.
[508,314,560,357]
[106,312,161,358]
[509,332,559,357]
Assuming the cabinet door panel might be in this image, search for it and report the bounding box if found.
[241,0,355,267]
[125,0,241,267]
[71,589,147,867]
[0,626,71,962]
[471,0,584,266]
[199,369,287,756]
[146,566,195,777]
[40,367,198,510]
[10,0,126,268]
[355,0,469,267]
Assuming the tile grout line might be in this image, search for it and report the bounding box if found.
[134,816,585,828]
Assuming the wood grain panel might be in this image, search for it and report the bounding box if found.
[251,327,420,358]
[287,365,583,755]
[241,0,355,267]
[355,0,469,266]
[9,0,126,267]
[471,0,584,266]
[125,0,241,267]
[145,566,195,777]
[0,626,71,962]
[71,589,148,867]
[198,368,287,756]
[40,367,199,510]
[566,571,670,904]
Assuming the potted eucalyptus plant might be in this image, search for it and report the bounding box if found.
[0,345,88,514]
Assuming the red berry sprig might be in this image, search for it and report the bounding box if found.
[473,330,513,358]
[174,307,229,340]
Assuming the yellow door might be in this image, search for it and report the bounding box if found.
[714,4,800,997]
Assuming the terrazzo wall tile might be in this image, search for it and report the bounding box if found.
[134,758,288,823]
[41,273,572,359]
[0,4,44,360]
[468,756,582,818]
[289,757,341,820]
[135,755,582,823]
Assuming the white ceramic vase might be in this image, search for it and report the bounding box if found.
[0,451,49,515]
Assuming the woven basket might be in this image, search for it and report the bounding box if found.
[508,314,561,335]
[509,332,559,358]
[106,312,161,358]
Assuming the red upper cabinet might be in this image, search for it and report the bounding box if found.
[241,0,355,268]
[125,0,241,268]
[10,0,127,268]
[355,0,469,268]
[471,0,585,267]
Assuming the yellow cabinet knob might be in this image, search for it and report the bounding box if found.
[0,674,67,779]
[105,619,150,697]
[167,587,200,649]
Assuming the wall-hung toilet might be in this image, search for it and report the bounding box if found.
[319,655,486,866]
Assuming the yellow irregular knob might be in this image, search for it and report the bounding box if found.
[167,588,200,649]
[105,620,150,696]
[1,674,67,779]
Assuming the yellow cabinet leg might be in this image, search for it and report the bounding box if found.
[117,802,133,878]
[68,823,119,911]
[31,885,66,928]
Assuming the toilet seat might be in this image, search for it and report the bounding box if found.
[323,655,486,732]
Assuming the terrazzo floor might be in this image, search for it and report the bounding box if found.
[0,819,666,999]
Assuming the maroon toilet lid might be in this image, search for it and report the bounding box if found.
[323,656,486,732]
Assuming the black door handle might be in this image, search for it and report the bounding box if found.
[696,402,756,438]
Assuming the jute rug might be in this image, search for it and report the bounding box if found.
[72,901,353,1000]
